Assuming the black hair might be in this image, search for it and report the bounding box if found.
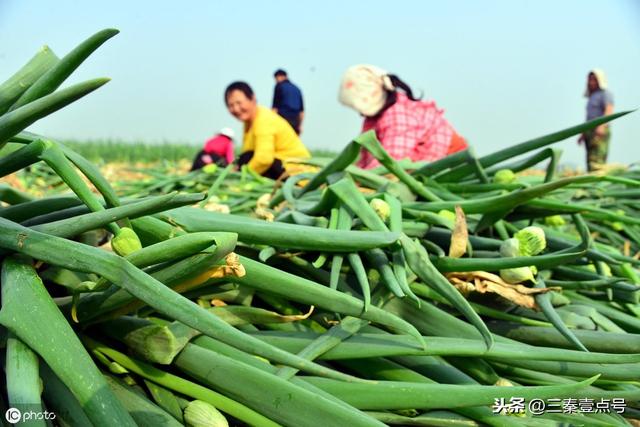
[375,74,421,117]
[390,75,419,100]
[274,69,287,78]
[224,81,254,103]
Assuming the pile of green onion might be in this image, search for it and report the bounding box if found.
[1,28,639,427]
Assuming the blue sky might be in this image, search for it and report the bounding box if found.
[1,0,639,168]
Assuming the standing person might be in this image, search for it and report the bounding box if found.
[190,127,235,171]
[225,81,310,179]
[272,69,304,134]
[578,69,614,172]
[338,64,467,170]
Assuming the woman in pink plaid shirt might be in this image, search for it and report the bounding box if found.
[339,64,467,169]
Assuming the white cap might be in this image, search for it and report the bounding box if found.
[219,127,235,139]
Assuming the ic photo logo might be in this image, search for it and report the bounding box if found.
[5,408,21,424]
[5,408,56,424]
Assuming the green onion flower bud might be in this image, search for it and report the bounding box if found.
[499,238,521,258]
[589,262,612,277]
[493,169,516,184]
[437,209,456,222]
[370,198,390,222]
[500,266,535,284]
[111,227,142,256]
[549,291,571,306]
[544,215,566,227]
[184,400,228,427]
[367,268,381,284]
[514,226,546,256]
[202,163,218,174]
[610,221,624,231]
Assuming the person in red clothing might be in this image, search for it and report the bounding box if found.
[338,64,467,169]
[190,127,236,171]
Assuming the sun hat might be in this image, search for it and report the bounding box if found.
[219,127,235,139]
[585,68,608,96]
[338,64,395,117]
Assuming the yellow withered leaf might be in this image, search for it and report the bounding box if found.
[449,205,468,258]
[446,271,560,310]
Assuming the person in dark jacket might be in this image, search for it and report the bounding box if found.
[272,69,304,134]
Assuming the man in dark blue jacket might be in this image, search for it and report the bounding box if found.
[272,69,304,134]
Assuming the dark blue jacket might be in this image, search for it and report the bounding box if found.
[272,79,303,121]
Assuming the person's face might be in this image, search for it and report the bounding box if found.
[587,73,599,92]
[226,90,257,122]
[275,75,286,83]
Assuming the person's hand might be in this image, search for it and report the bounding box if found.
[577,134,585,145]
[595,126,607,138]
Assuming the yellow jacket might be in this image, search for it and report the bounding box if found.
[242,106,310,175]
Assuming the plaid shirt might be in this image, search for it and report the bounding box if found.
[358,93,455,169]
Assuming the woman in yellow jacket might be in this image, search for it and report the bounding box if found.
[225,81,310,179]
